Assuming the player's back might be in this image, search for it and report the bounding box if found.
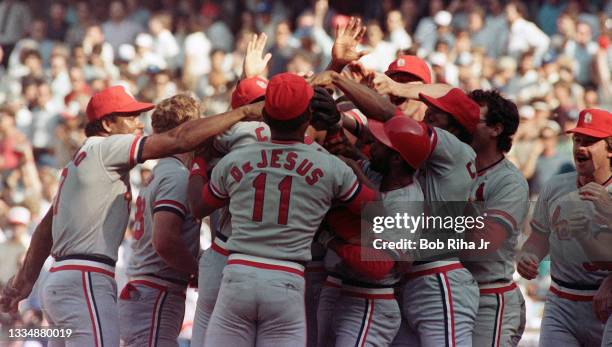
[210,141,359,262]
[51,134,145,262]
[127,157,200,282]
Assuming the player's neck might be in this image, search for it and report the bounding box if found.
[578,166,612,186]
[380,167,414,192]
[475,146,504,172]
[173,152,191,167]
[270,131,305,143]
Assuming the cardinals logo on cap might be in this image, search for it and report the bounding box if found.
[397,58,405,67]
[256,81,268,89]
[584,112,592,123]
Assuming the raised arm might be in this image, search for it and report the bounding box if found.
[141,102,262,161]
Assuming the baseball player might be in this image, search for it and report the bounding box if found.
[517,109,612,346]
[119,95,202,347]
[596,274,612,347]
[0,85,261,346]
[317,116,429,346]
[189,76,336,346]
[190,73,377,346]
[313,70,481,346]
[461,90,529,347]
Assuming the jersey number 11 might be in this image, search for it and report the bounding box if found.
[252,173,293,225]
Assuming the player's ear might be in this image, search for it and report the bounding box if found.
[101,116,116,134]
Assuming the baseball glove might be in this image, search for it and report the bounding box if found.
[310,86,341,131]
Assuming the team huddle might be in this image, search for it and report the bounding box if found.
[1,17,611,347]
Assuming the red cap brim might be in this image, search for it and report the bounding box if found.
[368,120,394,150]
[418,93,452,115]
[115,101,155,114]
[566,127,611,139]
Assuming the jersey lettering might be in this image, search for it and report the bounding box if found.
[53,168,69,215]
[133,196,146,240]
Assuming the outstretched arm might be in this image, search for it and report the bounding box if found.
[141,102,263,161]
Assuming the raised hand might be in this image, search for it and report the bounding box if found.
[243,33,272,78]
[331,17,368,72]
[341,61,373,85]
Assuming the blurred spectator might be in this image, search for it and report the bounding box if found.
[149,12,180,71]
[102,0,143,53]
[269,21,298,76]
[536,0,566,36]
[563,21,598,84]
[505,1,550,65]
[183,15,212,90]
[414,0,444,53]
[46,2,69,42]
[386,10,412,52]
[65,1,93,47]
[360,20,395,72]
[0,0,32,67]
[0,206,30,286]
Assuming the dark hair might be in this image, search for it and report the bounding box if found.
[263,108,310,132]
[84,114,117,137]
[468,89,519,152]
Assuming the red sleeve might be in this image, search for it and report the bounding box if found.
[201,183,228,210]
[344,184,377,215]
[333,243,395,280]
[325,207,361,241]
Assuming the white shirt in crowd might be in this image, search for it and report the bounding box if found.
[507,17,550,65]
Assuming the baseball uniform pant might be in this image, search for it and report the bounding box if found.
[191,237,228,347]
[540,282,605,347]
[317,275,343,347]
[41,258,118,347]
[205,253,307,347]
[472,282,526,347]
[603,316,612,347]
[391,261,479,347]
[119,275,187,347]
[332,283,401,347]
[305,260,327,347]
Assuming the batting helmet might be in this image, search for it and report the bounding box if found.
[368,116,431,169]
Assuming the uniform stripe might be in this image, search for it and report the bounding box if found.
[82,272,103,347]
[136,136,147,164]
[154,200,187,215]
[339,180,360,202]
[491,293,505,347]
[148,289,167,347]
[129,135,142,167]
[437,273,456,347]
[51,265,114,277]
[208,183,227,199]
[355,299,374,347]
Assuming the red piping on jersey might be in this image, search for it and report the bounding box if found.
[338,180,359,201]
[479,282,517,295]
[154,199,187,214]
[129,279,168,291]
[50,265,114,277]
[406,262,463,279]
[550,286,594,301]
[129,135,141,167]
[211,242,229,256]
[359,300,375,347]
[148,288,165,347]
[227,259,305,277]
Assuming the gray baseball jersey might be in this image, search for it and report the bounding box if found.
[531,172,611,286]
[206,141,362,262]
[126,157,200,282]
[51,134,146,262]
[213,121,326,239]
[464,158,529,284]
[419,126,477,205]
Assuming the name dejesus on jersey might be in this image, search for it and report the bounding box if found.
[229,148,324,186]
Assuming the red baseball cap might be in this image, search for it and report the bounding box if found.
[264,73,314,120]
[386,55,432,84]
[566,108,612,138]
[368,117,431,169]
[419,88,480,135]
[231,76,268,109]
[86,86,154,122]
